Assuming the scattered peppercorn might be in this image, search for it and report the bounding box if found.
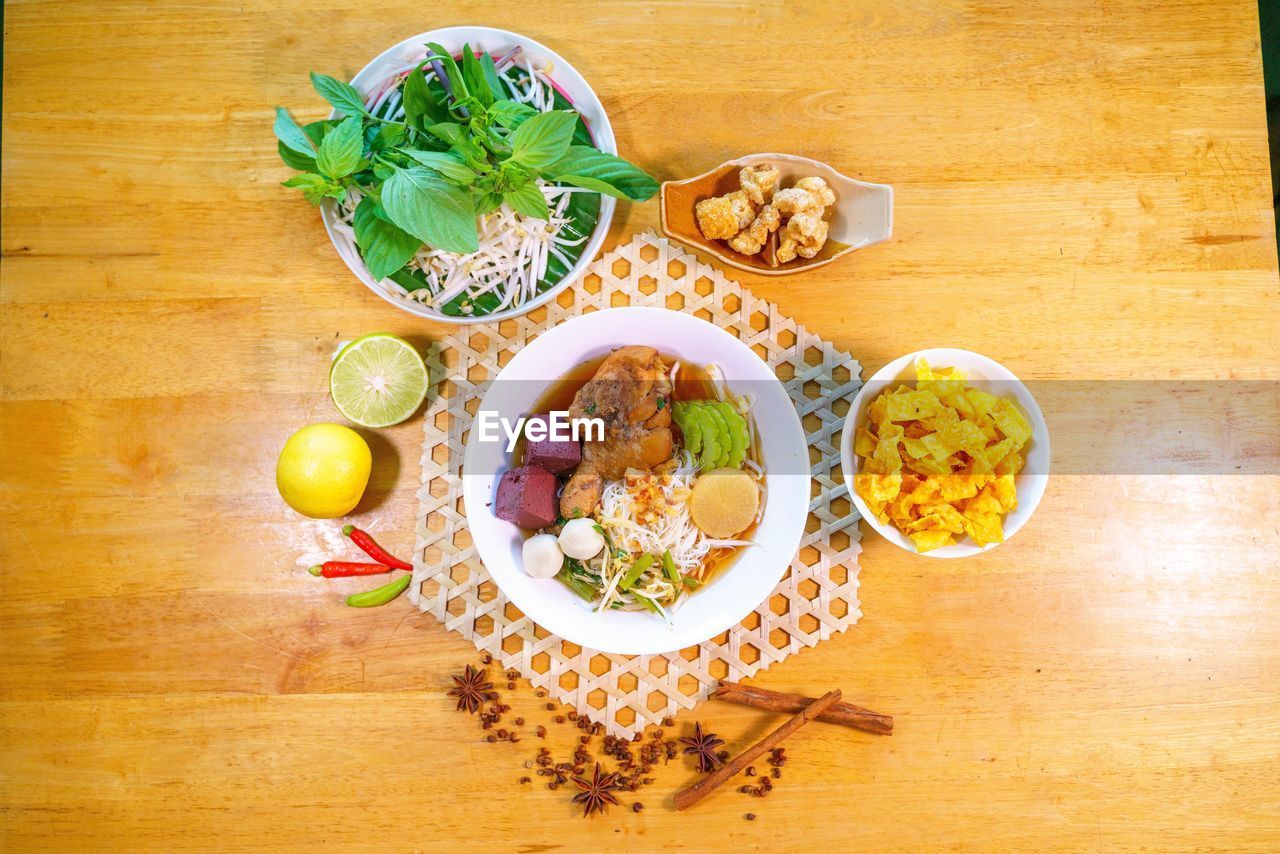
[632,802,644,813]
[745,813,756,821]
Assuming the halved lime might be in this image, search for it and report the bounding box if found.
[329,334,429,428]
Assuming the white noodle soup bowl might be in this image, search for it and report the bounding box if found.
[462,307,809,655]
[840,348,1050,558]
[319,26,617,324]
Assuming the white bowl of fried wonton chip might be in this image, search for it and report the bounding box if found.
[840,349,1050,558]
[462,307,809,655]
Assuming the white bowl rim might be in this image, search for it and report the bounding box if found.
[318,26,617,325]
[840,347,1051,558]
[461,306,810,654]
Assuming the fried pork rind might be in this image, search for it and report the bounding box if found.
[695,196,739,240]
[793,176,836,207]
[771,187,825,216]
[727,204,781,256]
[853,358,1033,552]
[786,210,830,259]
[739,165,781,206]
[695,190,757,240]
[775,232,800,264]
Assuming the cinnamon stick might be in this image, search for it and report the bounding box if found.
[713,681,893,735]
[674,689,842,811]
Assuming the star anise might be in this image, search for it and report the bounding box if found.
[679,722,725,772]
[447,664,493,714]
[570,762,622,817]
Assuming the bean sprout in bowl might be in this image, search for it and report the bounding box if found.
[321,26,618,323]
[462,308,809,655]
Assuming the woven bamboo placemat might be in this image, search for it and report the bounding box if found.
[411,233,862,738]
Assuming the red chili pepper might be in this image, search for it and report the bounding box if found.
[309,561,393,578]
[342,525,413,571]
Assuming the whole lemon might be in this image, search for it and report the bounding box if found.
[276,423,372,518]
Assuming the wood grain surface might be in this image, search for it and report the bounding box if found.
[3,0,1279,850]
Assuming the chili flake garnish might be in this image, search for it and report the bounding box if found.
[679,722,726,773]
[447,664,493,714]
[570,762,622,817]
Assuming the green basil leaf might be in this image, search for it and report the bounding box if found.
[402,64,447,128]
[281,173,338,206]
[479,52,508,102]
[475,192,504,216]
[545,145,660,201]
[278,141,316,171]
[425,42,469,104]
[353,196,422,280]
[273,107,315,157]
[372,123,406,152]
[401,150,476,185]
[503,182,549,220]
[315,115,363,179]
[488,100,537,131]
[510,110,578,170]
[289,121,346,173]
[427,122,467,146]
[381,166,478,253]
[460,45,494,108]
[309,71,368,117]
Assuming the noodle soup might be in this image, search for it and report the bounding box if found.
[497,347,764,621]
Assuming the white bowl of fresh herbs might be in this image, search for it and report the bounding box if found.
[273,27,657,323]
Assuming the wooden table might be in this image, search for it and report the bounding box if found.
[3,1,1278,850]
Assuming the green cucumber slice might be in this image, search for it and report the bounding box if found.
[714,401,750,469]
[701,404,733,469]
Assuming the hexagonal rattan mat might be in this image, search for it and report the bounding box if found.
[411,233,862,738]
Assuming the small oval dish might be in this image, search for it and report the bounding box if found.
[840,348,1050,558]
[659,153,892,276]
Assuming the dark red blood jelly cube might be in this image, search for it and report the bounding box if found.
[495,465,558,529]
[523,413,581,474]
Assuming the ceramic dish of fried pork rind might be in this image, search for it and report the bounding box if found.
[659,153,893,276]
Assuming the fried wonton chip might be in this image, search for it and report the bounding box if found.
[854,426,877,459]
[908,529,956,553]
[883,389,944,422]
[853,361,1035,552]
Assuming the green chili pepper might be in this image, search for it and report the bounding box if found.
[683,577,702,590]
[661,550,681,584]
[345,574,411,608]
[619,553,654,592]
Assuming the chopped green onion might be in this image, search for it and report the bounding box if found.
[555,565,597,601]
[662,550,681,584]
[619,553,654,591]
[633,594,662,615]
[683,577,702,590]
